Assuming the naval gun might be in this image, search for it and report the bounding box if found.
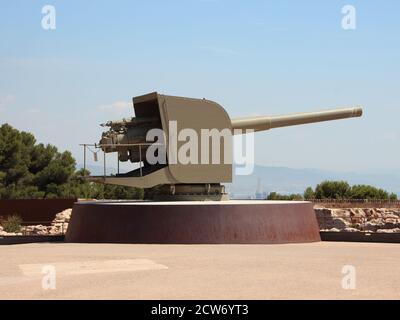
[89,92,362,200]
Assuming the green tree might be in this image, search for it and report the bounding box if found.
[349,184,394,200]
[0,124,143,200]
[303,187,315,200]
[314,180,351,199]
[0,124,77,199]
[310,180,397,200]
[389,193,398,201]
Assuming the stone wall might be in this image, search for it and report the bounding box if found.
[2,205,400,236]
[0,208,71,236]
[315,206,400,233]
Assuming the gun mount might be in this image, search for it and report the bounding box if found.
[86,92,362,200]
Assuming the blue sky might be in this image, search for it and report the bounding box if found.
[0,0,399,172]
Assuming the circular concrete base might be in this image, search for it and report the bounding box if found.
[65,200,321,244]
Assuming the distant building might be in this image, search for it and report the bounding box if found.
[255,178,267,199]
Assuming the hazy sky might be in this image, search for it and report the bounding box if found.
[0,0,399,172]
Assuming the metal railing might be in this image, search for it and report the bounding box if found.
[80,142,164,177]
[312,199,400,208]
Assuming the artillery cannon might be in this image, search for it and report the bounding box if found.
[68,92,363,243]
[88,92,362,200]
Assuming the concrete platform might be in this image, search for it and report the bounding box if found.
[0,242,399,299]
[65,200,321,244]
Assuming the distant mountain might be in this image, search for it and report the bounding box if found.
[227,165,400,199]
[78,163,400,198]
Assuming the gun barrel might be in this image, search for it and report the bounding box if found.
[231,106,362,132]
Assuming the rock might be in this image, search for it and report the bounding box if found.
[49,228,59,235]
[331,209,351,219]
[365,209,376,219]
[364,219,385,232]
[1,208,72,236]
[314,206,400,232]
[385,213,400,219]
[377,228,400,233]
[344,227,359,232]
[332,218,350,230]
[314,208,333,219]
[47,208,72,234]
[349,209,366,223]
[384,218,400,229]
[54,209,72,223]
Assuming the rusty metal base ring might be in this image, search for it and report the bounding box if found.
[65,200,321,244]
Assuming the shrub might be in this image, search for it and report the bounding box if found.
[3,214,23,233]
[266,192,303,201]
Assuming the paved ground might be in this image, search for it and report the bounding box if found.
[0,242,399,299]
